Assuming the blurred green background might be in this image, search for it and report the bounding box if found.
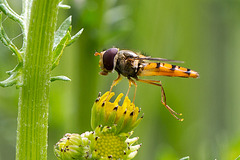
[1,0,240,159]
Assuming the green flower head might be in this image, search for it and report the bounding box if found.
[54,132,93,159]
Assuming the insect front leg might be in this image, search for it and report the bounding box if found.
[126,78,137,103]
[135,78,183,121]
[109,73,122,92]
[105,73,122,101]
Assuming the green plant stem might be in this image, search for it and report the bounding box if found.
[16,0,60,159]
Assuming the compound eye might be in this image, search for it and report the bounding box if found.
[103,48,118,71]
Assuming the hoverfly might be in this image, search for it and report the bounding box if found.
[95,48,199,121]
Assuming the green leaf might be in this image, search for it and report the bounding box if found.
[0,0,23,27]
[235,155,240,160]
[66,28,84,47]
[0,63,22,88]
[52,17,83,70]
[180,156,190,160]
[52,31,71,70]
[0,75,18,87]
[53,15,72,50]
[50,76,71,82]
[0,13,22,61]
[58,2,71,9]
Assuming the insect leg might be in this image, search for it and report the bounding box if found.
[126,79,131,98]
[106,73,122,97]
[135,78,183,121]
[126,78,137,103]
[109,73,122,92]
[104,74,122,102]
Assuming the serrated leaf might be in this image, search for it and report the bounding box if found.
[52,31,71,70]
[66,28,84,47]
[0,70,20,87]
[50,76,71,82]
[0,75,18,87]
[180,156,190,160]
[0,13,22,61]
[53,16,72,50]
[0,0,23,26]
[0,62,22,88]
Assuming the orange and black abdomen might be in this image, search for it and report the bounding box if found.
[138,63,199,78]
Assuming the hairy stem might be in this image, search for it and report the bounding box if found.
[16,0,60,159]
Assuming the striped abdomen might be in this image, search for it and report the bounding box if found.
[138,63,199,78]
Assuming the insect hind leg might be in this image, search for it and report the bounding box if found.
[135,78,183,121]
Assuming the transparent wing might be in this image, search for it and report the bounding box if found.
[130,57,184,63]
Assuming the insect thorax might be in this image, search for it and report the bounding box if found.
[114,50,142,78]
